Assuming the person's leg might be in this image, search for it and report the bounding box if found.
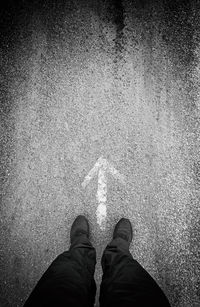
[24,216,96,307]
[100,218,171,307]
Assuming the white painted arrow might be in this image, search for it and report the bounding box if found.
[82,156,125,230]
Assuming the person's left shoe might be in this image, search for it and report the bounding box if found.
[70,215,90,244]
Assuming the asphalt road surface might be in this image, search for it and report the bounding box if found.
[0,1,199,306]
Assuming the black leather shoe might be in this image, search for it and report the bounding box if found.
[113,218,133,245]
[70,215,89,244]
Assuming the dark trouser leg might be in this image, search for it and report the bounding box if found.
[24,237,96,307]
[100,238,171,307]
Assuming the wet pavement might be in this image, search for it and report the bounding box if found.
[0,1,200,306]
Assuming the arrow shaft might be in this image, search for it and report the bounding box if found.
[96,167,107,203]
[96,166,107,230]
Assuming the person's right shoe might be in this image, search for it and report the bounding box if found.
[113,218,133,247]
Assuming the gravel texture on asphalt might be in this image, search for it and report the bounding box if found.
[0,1,199,306]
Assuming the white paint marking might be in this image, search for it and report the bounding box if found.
[96,164,107,203]
[107,162,126,184]
[65,122,70,131]
[96,202,107,230]
[82,156,125,230]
